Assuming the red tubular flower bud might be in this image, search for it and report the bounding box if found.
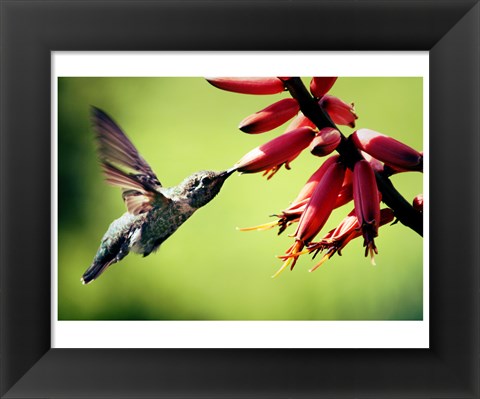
[309,77,338,98]
[324,208,393,250]
[270,201,309,235]
[361,151,384,173]
[413,194,423,212]
[290,155,339,205]
[274,160,346,277]
[294,160,346,244]
[319,94,358,128]
[287,158,349,221]
[307,208,394,271]
[353,160,381,260]
[284,112,317,132]
[280,200,308,219]
[205,77,285,95]
[278,161,350,235]
[234,126,315,178]
[309,127,342,157]
[335,182,353,209]
[351,129,423,172]
[239,98,300,134]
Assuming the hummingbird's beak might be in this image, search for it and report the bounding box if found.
[219,168,236,179]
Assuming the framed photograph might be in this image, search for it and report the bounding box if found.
[54,54,427,350]
[1,1,479,398]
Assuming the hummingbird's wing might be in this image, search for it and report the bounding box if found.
[91,107,170,215]
[91,106,161,185]
[102,161,170,214]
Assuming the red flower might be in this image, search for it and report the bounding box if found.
[335,169,354,208]
[309,127,342,157]
[238,156,352,235]
[205,77,285,95]
[237,200,307,235]
[310,77,338,98]
[206,76,421,277]
[279,163,353,227]
[289,155,339,205]
[239,98,300,134]
[319,94,358,128]
[272,156,340,233]
[351,129,423,172]
[413,194,423,212]
[353,160,381,261]
[360,151,385,173]
[284,112,317,132]
[275,159,346,277]
[234,126,315,179]
[307,208,394,271]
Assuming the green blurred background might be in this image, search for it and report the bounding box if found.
[58,77,423,320]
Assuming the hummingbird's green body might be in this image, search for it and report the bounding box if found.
[81,108,232,284]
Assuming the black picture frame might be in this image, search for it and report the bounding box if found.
[1,1,479,398]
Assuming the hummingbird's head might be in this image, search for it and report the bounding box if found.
[182,169,235,208]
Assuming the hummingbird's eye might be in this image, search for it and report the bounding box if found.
[201,176,212,186]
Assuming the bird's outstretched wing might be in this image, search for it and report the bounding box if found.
[91,106,169,215]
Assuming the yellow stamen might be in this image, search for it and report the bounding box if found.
[265,167,280,180]
[309,252,332,272]
[237,221,278,231]
[369,246,376,265]
[272,257,294,278]
[277,247,311,259]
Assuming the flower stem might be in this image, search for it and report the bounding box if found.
[283,77,423,237]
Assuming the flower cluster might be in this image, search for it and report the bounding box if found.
[206,77,423,277]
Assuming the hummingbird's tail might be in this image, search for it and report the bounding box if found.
[81,257,118,285]
[81,244,128,284]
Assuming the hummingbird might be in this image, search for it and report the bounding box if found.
[81,107,234,284]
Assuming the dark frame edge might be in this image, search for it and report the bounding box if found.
[1,0,479,398]
[429,2,480,396]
